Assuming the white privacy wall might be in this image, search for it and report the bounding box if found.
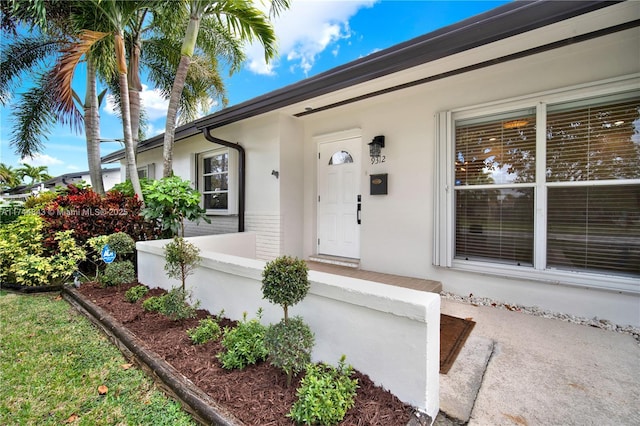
[136,235,441,420]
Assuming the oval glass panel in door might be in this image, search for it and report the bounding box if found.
[329,150,353,165]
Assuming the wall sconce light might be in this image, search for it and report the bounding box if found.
[368,135,385,163]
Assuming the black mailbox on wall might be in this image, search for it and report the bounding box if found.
[370,173,388,195]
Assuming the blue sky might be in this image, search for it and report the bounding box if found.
[0,0,508,179]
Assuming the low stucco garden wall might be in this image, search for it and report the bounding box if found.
[136,233,440,419]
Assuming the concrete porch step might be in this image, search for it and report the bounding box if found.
[306,259,442,294]
[439,335,495,423]
[308,254,360,268]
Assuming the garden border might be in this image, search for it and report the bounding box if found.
[61,285,243,426]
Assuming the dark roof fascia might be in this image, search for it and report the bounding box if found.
[101,0,618,163]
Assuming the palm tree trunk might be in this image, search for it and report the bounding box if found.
[162,14,199,178]
[128,39,142,154]
[162,54,191,177]
[85,58,105,195]
[115,32,144,203]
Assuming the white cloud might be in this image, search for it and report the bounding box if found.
[246,0,376,76]
[20,153,63,166]
[104,84,169,121]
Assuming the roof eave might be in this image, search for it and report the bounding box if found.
[101,0,618,163]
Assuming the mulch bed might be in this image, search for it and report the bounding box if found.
[75,281,414,425]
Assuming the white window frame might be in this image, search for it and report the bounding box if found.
[196,148,238,215]
[434,74,640,294]
[137,163,155,180]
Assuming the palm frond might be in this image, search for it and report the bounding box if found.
[0,34,65,105]
[48,29,110,132]
[207,0,277,61]
[10,73,57,158]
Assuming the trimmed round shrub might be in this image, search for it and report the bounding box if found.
[101,260,136,286]
[262,256,309,321]
[106,232,135,256]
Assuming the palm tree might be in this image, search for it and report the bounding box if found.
[16,163,52,185]
[162,0,287,177]
[1,0,110,194]
[0,163,21,190]
[49,0,151,202]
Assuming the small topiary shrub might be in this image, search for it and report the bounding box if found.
[161,286,198,321]
[289,355,359,426]
[265,316,315,387]
[164,236,200,292]
[125,285,149,303]
[106,232,135,258]
[187,317,222,345]
[262,256,309,322]
[217,310,268,370]
[100,260,136,287]
[142,295,165,313]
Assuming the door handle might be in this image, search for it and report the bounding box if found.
[357,195,361,225]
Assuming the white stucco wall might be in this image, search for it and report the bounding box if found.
[124,3,639,326]
[137,235,441,419]
[295,11,640,326]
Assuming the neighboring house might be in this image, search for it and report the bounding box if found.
[42,167,121,192]
[104,1,640,326]
[2,167,121,198]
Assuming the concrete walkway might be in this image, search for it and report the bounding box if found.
[438,298,640,425]
[305,260,639,425]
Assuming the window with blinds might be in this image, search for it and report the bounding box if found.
[454,109,536,265]
[452,93,639,278]
[546,97,640,276]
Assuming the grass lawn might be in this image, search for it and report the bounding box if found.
[0,291,196,426]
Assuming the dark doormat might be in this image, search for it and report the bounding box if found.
[440,314,475,374]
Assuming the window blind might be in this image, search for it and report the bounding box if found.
[546,99,640,181]
[547,185,640,276]
[455,188,534,266]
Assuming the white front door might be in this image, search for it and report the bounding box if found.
[317,137,361,259]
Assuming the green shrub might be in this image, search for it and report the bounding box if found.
[140,287,198,321]
[262,256,309,322]
[0,215,45,284]
[0,214,44,284]
[125,285,149,303]
[23,192,57,210]
[0,200,24,224]
[142,295,165,313]
[289,355,359,426]
[106,232,136,257]
[141,176,209,238]
[217,310,268,370]
[164,236,200,292]
[9,230,85,287]
[265,316,315,387]
[161,286,198,321]
[101,260,136,287]
[187,317,222,345]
